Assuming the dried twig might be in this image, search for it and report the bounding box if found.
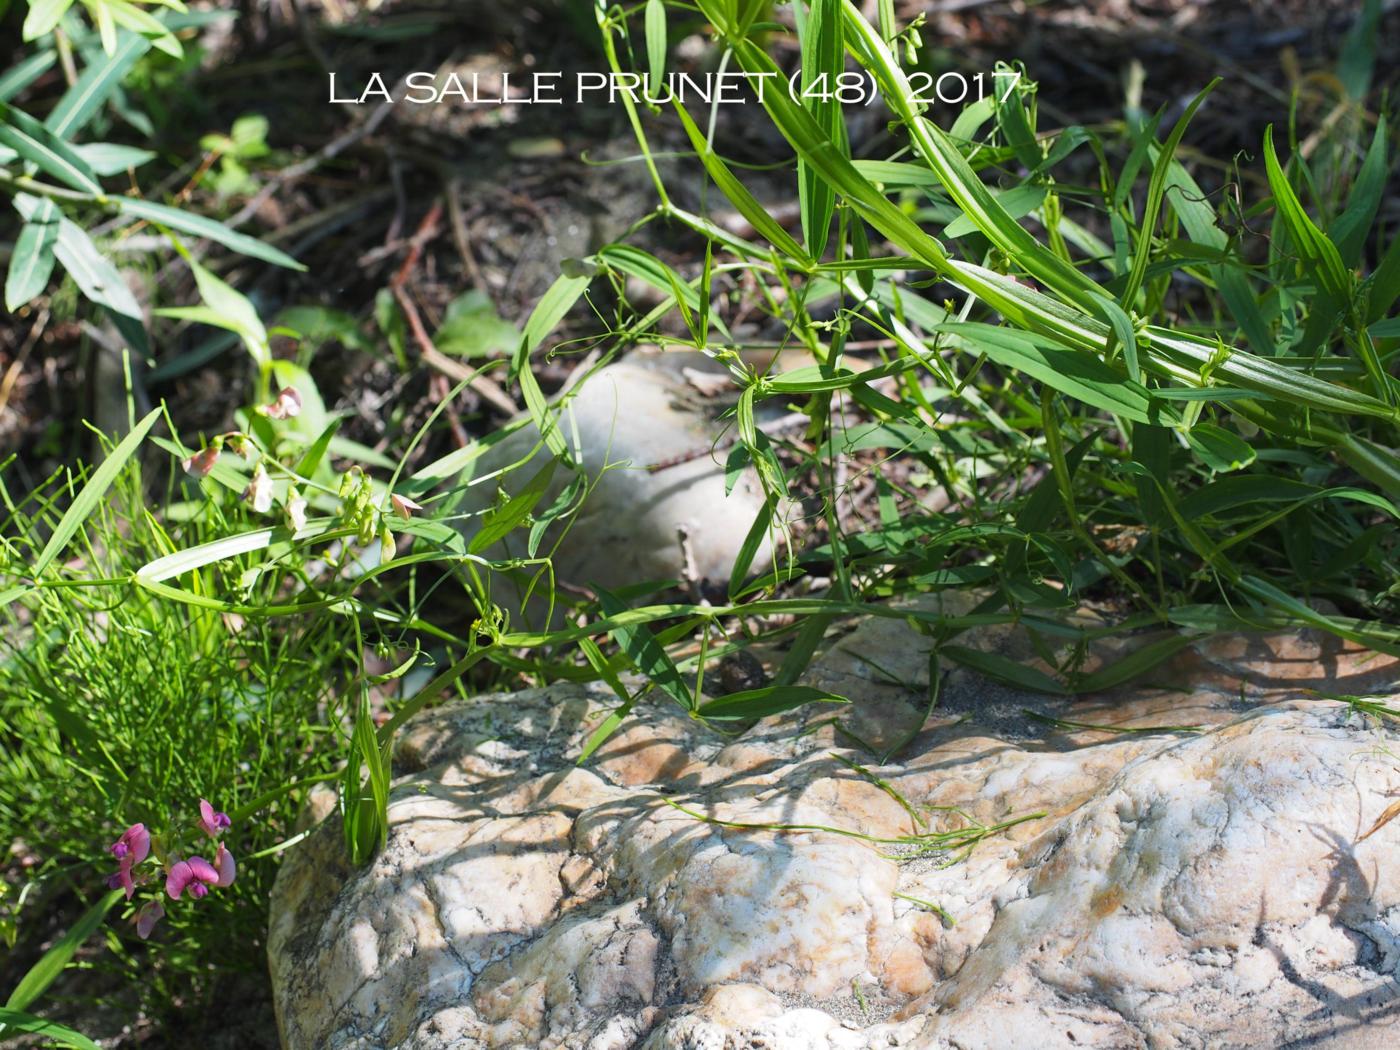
[0,308,49,420]
[389,201,519,418]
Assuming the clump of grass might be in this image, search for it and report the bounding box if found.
[0,442,350,1019]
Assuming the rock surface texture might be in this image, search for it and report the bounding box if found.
[269,609,1400,1049]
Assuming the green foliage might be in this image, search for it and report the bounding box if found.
[2,6,298,327]
[0,446,349,1012]
[1,0,1398,1038]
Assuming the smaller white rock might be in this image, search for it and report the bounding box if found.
[456,353,773,626]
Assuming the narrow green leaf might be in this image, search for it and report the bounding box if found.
[577,696,638,763]
[155,257,269,365]
[469,458,557,554]
[21,0,76,40]
[1340,434,1400,498]
[1262,125,1353,304]
[645,0,667,90]
[5,202,60,310]
[936,322,1177,425]
[1070,633,1199,693]
[1159,153,1274,355]
[45,31,151,139]
[1184,422,1255,472]
[0,102,102,193]
[136,528,279,583]
[992,70,1042,170]
[103,0,183,58]
[519,364,567,458]
[796,0,844,257]
[575,637,636,763]
[0,1009,102,1050]
[6,890,121,1012]
[943,185,1046,238]
[1337,0,1382,100]
[728,500,774,599]
[672,100,810,262]
[0,52,58,103]
[941,643,1069,695]
[295,417,343,479]
[1240,574,1400,658]
[520,271,591,359]
[1118,80,1218,314]
[32,407,162,578]
[14,193,144,325]
[697,685,848,721]
[73,142,157,175]
[114,195,305,270]
[596,587,693,711]
[1329,117,1387,269]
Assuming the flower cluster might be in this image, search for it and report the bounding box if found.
[180,430,252,477]
[181,387,304,522]
[337,466,413,564]
[105,799,237,940]
[178,387,427,559]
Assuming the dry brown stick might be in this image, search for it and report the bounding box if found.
[429,372,472,450]
[0,307,49,421]
[389,201,519,419]
[445,178,488,294]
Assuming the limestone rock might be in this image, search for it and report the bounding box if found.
[269,614,1400,1049]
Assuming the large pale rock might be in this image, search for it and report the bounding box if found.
[269,611,1400,1049]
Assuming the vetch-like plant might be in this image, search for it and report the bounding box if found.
[100,798,236,939]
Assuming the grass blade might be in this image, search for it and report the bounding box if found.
[113,196,305,270]
[697,685,848,722]
[596,587,694,712]
[31,407,162,579]
[6,890,121,1012]
[0,1009,101,1050]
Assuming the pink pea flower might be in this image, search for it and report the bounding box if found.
[181,446,220,477]
[223,433,252,459]
[134,899,164,939]
[244,463,273,514]
[214,843,236,888]
[390,493,423,519]
[258,386,302,420]
[198,799,231,838]
[166,856,220,900]
[105,824,150,900]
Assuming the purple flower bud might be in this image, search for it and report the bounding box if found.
[134,899,164,939]
[214,844,236,888]
[390,493,423,519]
[257,387,302,421]
[181,446,221,477]
[198,799,231,838]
